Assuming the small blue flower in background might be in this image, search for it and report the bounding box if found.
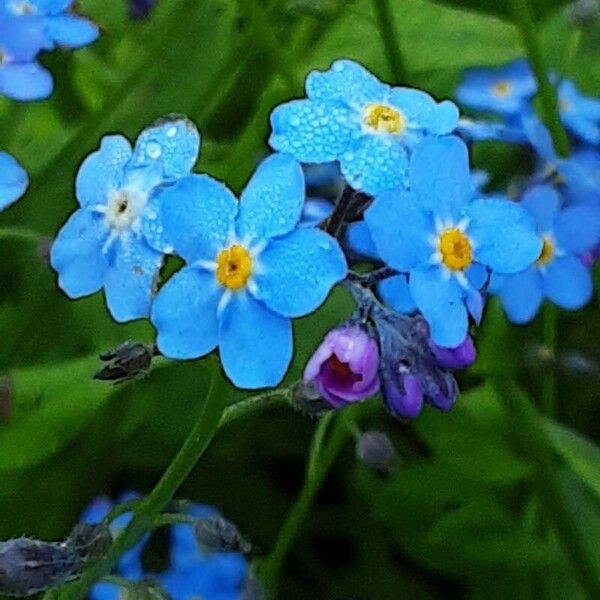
[129,0,158,20]
[365,135,541,348]
[456,117,528,145]
[456,59,536,117]
[51,117,201,323]
[150,152,347,389]
[269,59,458,195]
[490,185,600,324]
[558,79,600,145]
[0,152,28,211]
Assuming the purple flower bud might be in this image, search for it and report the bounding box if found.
[429,336,477,370]
[380,372,424,419]
[304,327,380,407]
[356,431,396,476]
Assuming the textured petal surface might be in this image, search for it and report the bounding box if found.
[0,62,53,101]
[554,203,600,255]
[543,256,593,310]
[253,229,347,318]
[237,153,304,242]
[50,209,108,298]
[306,59,389,107]
[76,135,132,208]
[468,198,541,273]
[269,99,357,163]
[521,185,560,232]
[340,134,409,195]
[0,152,28,211]
[152,267,221,359]
[45,15,99,48]
[365,188,431,271]
[378,274,417,314]
[410,135,472,217]
[409,267,468,348]
[104,237,163,322]
[346,221,379,260]
[495,267,543,325]
[144,174,237,260]
[389,88,459,134]
[219,293,292,389]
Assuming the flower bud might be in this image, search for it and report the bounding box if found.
[94,342,155,384]
[356,431,396,476]
[68,523,112,563]
[303,326,380,408]
[429,336,476,370]
[290,380,333,418]
[194,516,252,556]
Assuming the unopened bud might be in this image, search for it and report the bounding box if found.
[356,431,396,476]
[194,516,252,556]
[94,342,155,384]
[68,523,111,563]
[566,0,600,26]
[290,380,332,418]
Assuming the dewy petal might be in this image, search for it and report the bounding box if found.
[269,99,357,163]
[495,267,543,325]
[521,185,560,232]
[44,15,99,48]
[253,228,347,318]
[554,202,600,255]
[143,174,237,260]
[29,0,74,15]
[389,88,459,135]
[132,117,200,180]
[151,267,221,359]
[305,59,389,108]
[339,134,409,195]
[50,209,109,298]
[0,152,28,211]
[76,135,132,208]
[219,293,292,389]
[409,135,473,218]
[0,63,53,101]
[409,266,468,348]
[378,274,417,314]
[468,197,541,274]
[543,256,593,310]
[346,221,379,260]
[365,188,431,272]
[237,153,305,242]
[104,237,163,322]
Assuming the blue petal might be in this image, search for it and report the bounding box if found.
[144,174,237,260]
[409,266,468,348]
[89,583,121,600]
[269,99,356,163]
[0,18,46,60]
[237,153,304,242]
[409,135,472,218]
[339,134,409,195]
[76,135,132,208]
[543,256,593,310]
[562,114,600,145]
[132,117,200,180]
[219,293,292,389]
[0,152,28,211]
[465,287,484,324]
[50,209,109,298]
[305,59,389,107]
[495,266,542,324]
[378,274,417,314]
[0,62,53,101]
[44,15,98,48]
[520,185,560,232]
[466,262,488,290]
[456,119,528,144]
[346,220,379,260]
[253,228,346,318]
[170,505,216,571]
[467,198,541,273]
[299,197,333,228]
[554,202,600,255]
[152,267,221,359]
[522,115,556,163]
[104,237,163,322]
[389,88,459,135]
[29,0,73,15]
[365,188,432,271]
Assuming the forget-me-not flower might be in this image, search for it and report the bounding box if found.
[365,135,541,348]
[0,151,28,210]
[490,185,600,323]
[51,117,200,323]
[150,153,347,389]
[269,59,459,195]
[558,79,600,145]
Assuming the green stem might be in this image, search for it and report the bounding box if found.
[496,380,600,599]
[509,0,570,157]
[219,388,292,427]
[371,0,407,82]
[53,372,227,600]
[0,227,43,244]
[541,304,557,416]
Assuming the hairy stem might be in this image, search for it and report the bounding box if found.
[0,227,44,244]
[219,388,292,427]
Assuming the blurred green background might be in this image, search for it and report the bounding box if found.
[0,0,599,597]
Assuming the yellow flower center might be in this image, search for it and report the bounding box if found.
[439,229,473,271]
[536,237,555,267]
[363,104,405,135]
[492,81,512,98]
[216,245,252,291]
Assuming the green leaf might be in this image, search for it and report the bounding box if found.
[428,0,569,22]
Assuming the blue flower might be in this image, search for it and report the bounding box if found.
[456,117,528,144]
[558,79,600,145]
[365,135,541,347]
[490,185,600,323]
[269,59,458,195]
[150,153,347,389]
[456,59,536,117]
[51,117,200,323]
[0,152,28,210]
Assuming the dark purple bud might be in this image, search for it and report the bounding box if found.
[429,336,477,370]
[356,431,396,476]
[129,0,158,19]
[380,372,424,419]
[303,327,380,408]
[95,341,156,384]
[291,380,333,418]
[194,516,252,556]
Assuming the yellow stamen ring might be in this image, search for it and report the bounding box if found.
[363,104,405,135]
[536,237,555,267]
[216,245,253,291]
[439,229,473,272]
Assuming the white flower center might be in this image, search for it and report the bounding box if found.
[9,0,36,15]
[105,188,147,233]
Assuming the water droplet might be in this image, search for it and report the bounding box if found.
[147,142,162,159]
[167,127,177,138]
